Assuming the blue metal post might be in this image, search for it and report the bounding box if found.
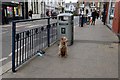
[79,15,81,27]
[47,18,50,47]
[12,22,16,72]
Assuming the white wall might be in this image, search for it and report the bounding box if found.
[65,3,75,12]
[28,0,42,19]
[28,0,63,18]
[69,4,75,12]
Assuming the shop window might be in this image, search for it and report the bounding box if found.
[109,2,115,25]
[19,5,22,16]
[14,7,19,16]
[4,9,7,17]
[36,1,38,14]
[13,5,22,17]
[34,0,36,14]
[31,1,33,11]
[7,6,13,17]
[31,0,39,14]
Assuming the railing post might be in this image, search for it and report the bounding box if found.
[12,21,16,72]
[118,35,120,43]
[47,18,50,47]
[79,15,80,27]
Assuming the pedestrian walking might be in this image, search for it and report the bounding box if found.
[85,9,89,24]
[86,9,89,16]
[86,11,91,25]
[96,11,99,19]
[91,9,97,25]
[46,10,49,17]
[28,9,33,19]
[90,17,92,24]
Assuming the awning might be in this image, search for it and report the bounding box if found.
[2,2,22,7]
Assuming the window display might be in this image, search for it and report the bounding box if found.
[7,6,13,17]
[19,5,22,16]
[4,9,7,17]
[14,7,18,16]
[2,2,24,24]
[14,5,22,17]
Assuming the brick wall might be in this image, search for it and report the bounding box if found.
[112,1,120,34]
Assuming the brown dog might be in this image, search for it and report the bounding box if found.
[58,37,68,57]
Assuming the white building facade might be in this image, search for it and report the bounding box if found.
[28,0,64,19]
[65,2,76,13]
[28,0,42,19]
[107,1,116,28]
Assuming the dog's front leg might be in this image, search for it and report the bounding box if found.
[58,46,61,56]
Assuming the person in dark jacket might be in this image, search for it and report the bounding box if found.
[46,10,49,17]
[28,9,33,19]
[96,11,99,19]
[91,9,97,25]
[86,9,89,15]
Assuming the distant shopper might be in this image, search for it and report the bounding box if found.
[28,9,33,19]
[101,11,104,22]
[86,9,89,15]
[46,10,51,17]
[96,11,99,19]
[91,9,97,25]
[46,10,49,17]
[87,12,91,25]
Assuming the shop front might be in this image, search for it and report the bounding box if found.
[107,2,115,28]
[2,2,24,24]
[112,1,120,34]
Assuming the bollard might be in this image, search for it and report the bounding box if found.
[47,18,50,47]
[79,16,80,27]
[12,22,16,72]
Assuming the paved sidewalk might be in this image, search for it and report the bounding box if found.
[2,19,119,78]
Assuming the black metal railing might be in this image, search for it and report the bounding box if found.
[12,17,57,72]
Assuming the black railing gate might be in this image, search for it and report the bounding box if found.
[12,17,57,72]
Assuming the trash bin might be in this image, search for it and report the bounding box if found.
[57,13,74,46]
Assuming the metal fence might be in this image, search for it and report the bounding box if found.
[12,18,57,72]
